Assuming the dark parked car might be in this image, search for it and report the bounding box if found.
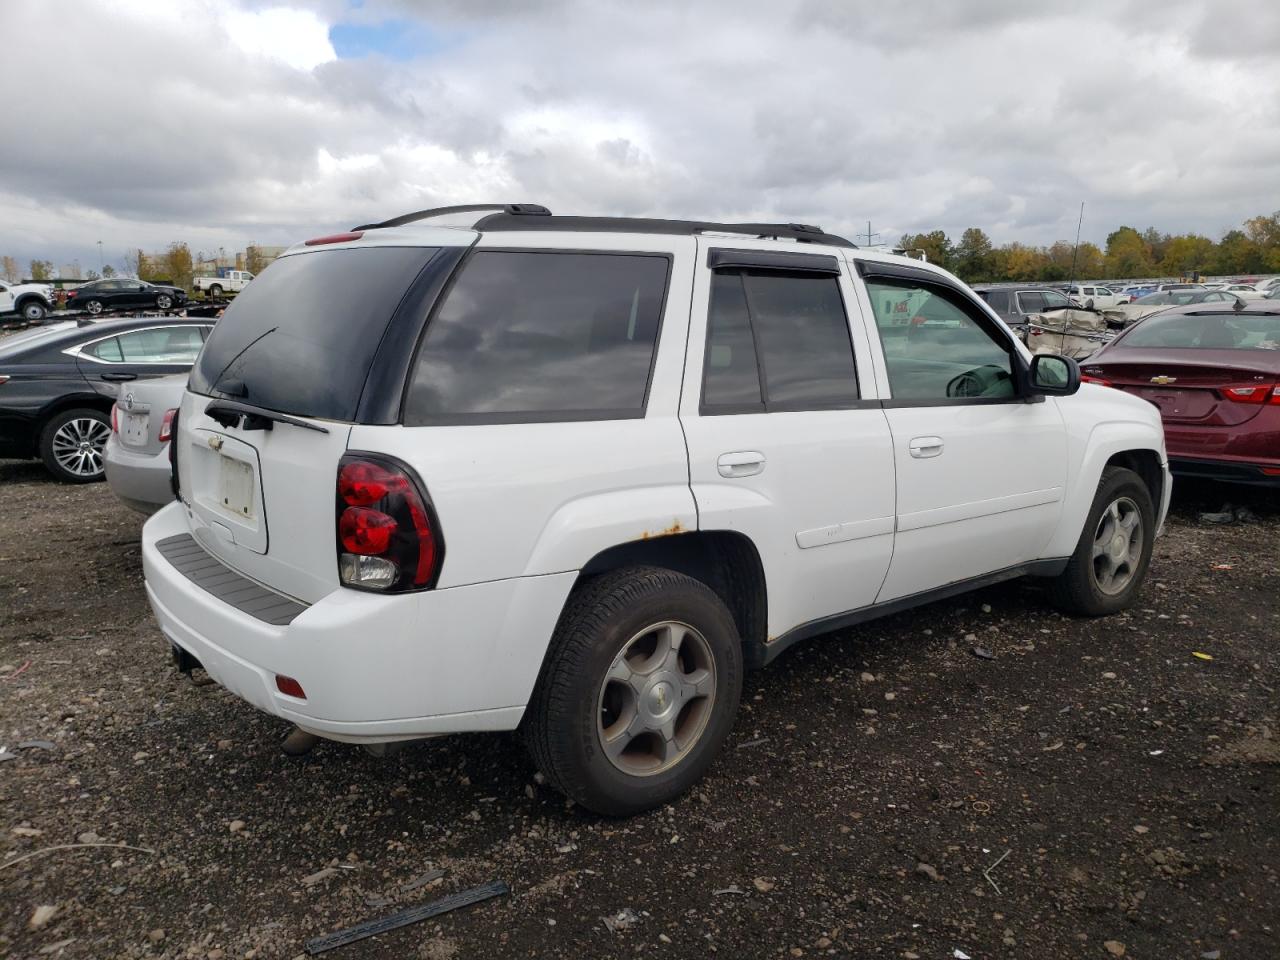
[972,285,1078,329]
[0,317,212,482]
[1082,302,1280,485]
[65,278,188,315]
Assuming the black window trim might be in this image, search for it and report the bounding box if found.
[854,259,1038,408]
[399,246,675,428]
[705,248,841,275]
[699,264,869,416]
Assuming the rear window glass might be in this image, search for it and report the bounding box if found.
[189,246,438,420]
[1121,312,1280,350]
[403,251,669,424]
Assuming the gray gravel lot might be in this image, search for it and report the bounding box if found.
[1,458,1277,960]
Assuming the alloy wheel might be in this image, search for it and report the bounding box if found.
[596,620,717,776]
[1091,496,1143,595]
[51,417,111,478]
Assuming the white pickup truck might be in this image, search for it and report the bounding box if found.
[0,280,53,323]
[192,270,254,297]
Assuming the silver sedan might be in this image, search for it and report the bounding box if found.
[104,373,188,514]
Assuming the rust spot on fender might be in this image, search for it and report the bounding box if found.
[639,518,686,540]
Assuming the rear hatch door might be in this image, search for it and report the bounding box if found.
[175,237,470,604]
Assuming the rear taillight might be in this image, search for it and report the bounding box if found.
[1272,386,1280,406]
[110,403,119,433]
[336,454,443,592]
[158,408,177,443]
[1221,384,1276,404]
[1082,374,1113,387]
[0,375,9,386]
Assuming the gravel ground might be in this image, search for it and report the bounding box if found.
[1,459,1277,960]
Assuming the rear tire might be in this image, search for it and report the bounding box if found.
[84,299,104,315]
[40,408,111,483]
[1047,466,1154,616]
[524,566,742,816]
[208,284,223,298]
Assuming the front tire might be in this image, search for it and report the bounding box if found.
[40,408,111,483]
[1047,466,1154,616]
[524,566,743,816]
[20,299,48,322]
[156,293,173,310]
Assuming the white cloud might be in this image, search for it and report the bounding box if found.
[3,0,1280,271]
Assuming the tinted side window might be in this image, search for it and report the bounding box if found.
[702,269,858,412]
[404,251,670,424]
[83,336,123,362]
[1017,291,1047,313]
[981,289,1010,312]
[115,326,205,363]
[866,280,1016,401]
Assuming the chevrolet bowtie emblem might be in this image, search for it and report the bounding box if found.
[208,435,224,451]
[1149,376,1177,385]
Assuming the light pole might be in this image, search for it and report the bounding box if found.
[97,240,104,272]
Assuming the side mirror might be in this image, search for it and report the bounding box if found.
[1029,354,1080,396]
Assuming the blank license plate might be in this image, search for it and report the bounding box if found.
[122,412,149,446]
[218,455,255,519]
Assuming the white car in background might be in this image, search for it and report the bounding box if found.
[1061,284,1125,309]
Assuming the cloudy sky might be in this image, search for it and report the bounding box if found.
[4,0,1279,273]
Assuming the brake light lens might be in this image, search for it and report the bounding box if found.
[1221,384,1277,404]
[158,408,177,443]
[336,454,442,592]
[1081,374,1113,387]
[304,230,364,246]
[110,403,119,433]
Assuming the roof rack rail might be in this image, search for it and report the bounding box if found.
[352,203,551,231]
[470,213,856,247]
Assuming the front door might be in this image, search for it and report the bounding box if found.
[854,267,1068,602]
[680,239,897,642]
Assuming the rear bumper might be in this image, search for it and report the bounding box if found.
[1168,456,1280,486]
[141,502,575,742]
[104,435,173,514]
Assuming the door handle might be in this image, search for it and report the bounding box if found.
[908,436,944,459]
[101,372,137,381]
[717,451,765,478]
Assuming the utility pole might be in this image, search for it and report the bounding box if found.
[97,240,104,272]
[861,220,881,247]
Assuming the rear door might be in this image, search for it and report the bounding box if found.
[679,239,896,641]
[853,261,1068,602]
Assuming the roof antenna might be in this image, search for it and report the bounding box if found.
[1063,201,1085,356]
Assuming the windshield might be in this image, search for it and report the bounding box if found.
[1121,311,1280,350]
[189,246,440,420]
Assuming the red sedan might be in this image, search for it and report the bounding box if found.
[1082,302,1280,485]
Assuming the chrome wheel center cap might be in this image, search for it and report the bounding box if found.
[647,680,675,718]
[1110,534,1127,559]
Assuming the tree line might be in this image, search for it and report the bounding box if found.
[901,210,1280,284]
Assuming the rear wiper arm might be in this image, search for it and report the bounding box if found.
[204,398,329,434]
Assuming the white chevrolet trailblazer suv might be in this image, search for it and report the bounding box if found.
[142,204,1170,816]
